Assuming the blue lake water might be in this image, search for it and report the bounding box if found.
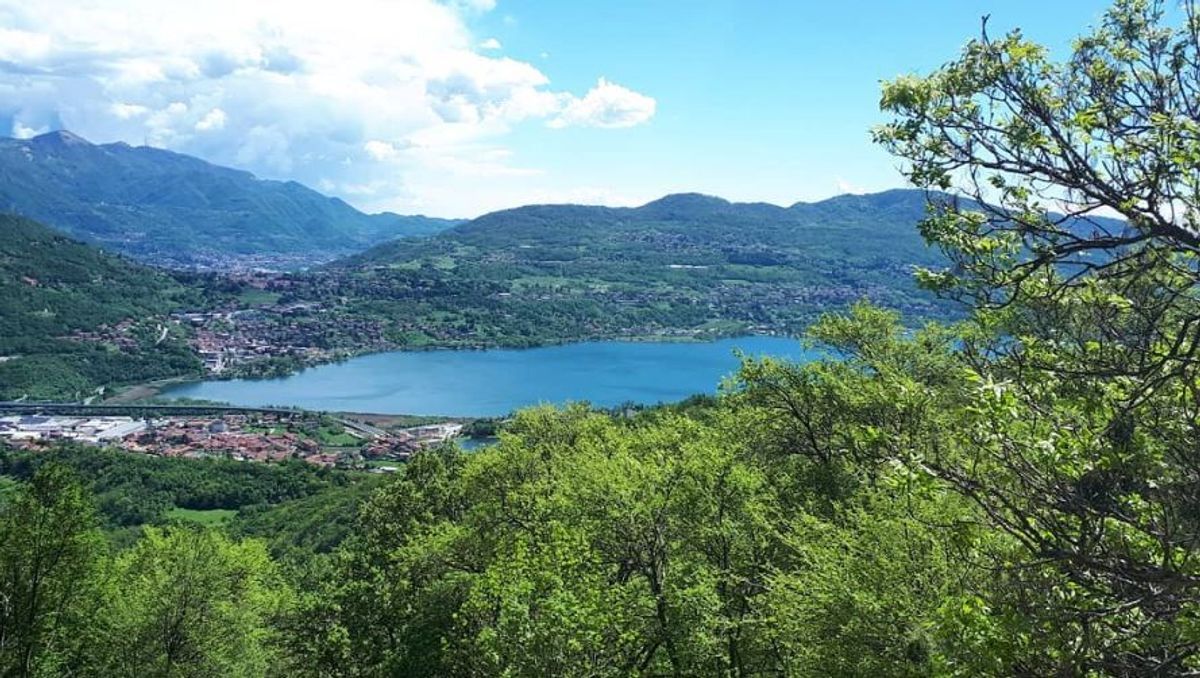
[162,336,815,417]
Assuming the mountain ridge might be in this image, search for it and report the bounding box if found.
[310,187,959,351]
[0,131,462,268]
[341,187,945,269]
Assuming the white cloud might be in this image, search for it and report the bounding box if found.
[551,77,657,129]
[195,108,227,131]
[11,121,46,139]
[111,103,149,119]
[451,0,496,12]
[0,28,51,63]
[0,0,656,216]
[835,177,866,195]
[363,139,401,160]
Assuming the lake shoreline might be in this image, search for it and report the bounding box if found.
[114,330,797,402]
[214,328,793,381]
[157,336,812,418]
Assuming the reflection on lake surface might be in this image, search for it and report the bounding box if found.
[163,336,814,417]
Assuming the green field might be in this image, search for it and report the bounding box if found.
[166,507,237,525]
[237,288,283,306]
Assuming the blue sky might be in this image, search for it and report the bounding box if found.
[0,0,1116,216]
[475,1,1116,207]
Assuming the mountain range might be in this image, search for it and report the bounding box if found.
[306,188,960,353]
[0,131,460,268]
[0,130,965,282]
[338,188,950,319]
[347,188,944,269]
[0,136,974,399]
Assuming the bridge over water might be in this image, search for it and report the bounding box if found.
[0,401,303,417]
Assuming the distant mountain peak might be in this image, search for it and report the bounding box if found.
[29,130,92,147]
[641,193,731,210]
[0,130,460,268]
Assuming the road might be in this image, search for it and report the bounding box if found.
[0,401,309,417]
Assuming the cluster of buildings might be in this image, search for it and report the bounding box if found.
[0,411,469,470]
[176,309,325,374]
[174,304,389,375]
[363,422,465,460]
[0,415,147,444]
[122,416,325,464]
[171,252,336,273]
[0,413,332,464]
[401,422,465,443]
[66,319,143,351]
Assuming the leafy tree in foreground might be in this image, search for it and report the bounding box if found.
[0,464,106,677]
[0,459,301,677]
[299,403,968,677]
[97,527,292,677]
[875,0,1200,672]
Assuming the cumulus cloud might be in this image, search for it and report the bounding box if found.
[363,140,401,161]
[11,121,46,139]
[195,108,227,132]
[111,103,149,120]
[551,78,657,129]
[835,177,866,195]
[0,0,656,216]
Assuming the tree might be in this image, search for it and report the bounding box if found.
[876,0,1200,384]
[875,0,1200,672]
[736,305,1005,675]
[309,401,964,677]
[0,464,106,677]
[296,445,470,677]
[98,527,292,677]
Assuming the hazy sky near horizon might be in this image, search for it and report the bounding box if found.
[0,0,1116,217]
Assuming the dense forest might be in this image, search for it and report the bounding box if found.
[3,0,1200,675]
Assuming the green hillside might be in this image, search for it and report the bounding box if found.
[350,189,945,281]
[297,190,956,349]
[0,131,459,268]
[0,215,200,399]
[316,189,1130,349]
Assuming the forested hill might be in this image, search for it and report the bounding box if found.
[348,188,941,267]
[0,131,460,268]
[327,189,955,331]
[0,215,200,399]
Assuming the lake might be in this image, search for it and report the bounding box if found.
[162,336,816,417]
